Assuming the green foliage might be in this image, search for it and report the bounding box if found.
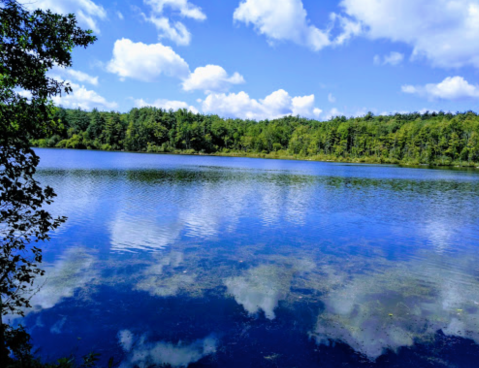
[0,0,95,365]
[36,108,479,167]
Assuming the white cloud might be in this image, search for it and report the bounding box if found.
[233,0,360,51]
[106,39,242,93]
[144,0,206,45]
[134,98,198,114]
[117,11,124,20]
[182,65,245,93]
[202,89,322,120]
[51,66,98,85]
[118,330,217,368]
[341,0,479,68]
[373,51,404,66]
[324,107,343,120]
[145,16,191,46]
[292,94,321,117]
[52,81,118,110]
[402,76,479,100]
[144,0,206,20]
[107,38,190,82]
[328,93,336,103]
[22,0,107,33]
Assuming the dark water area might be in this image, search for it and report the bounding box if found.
[13,148,479,367]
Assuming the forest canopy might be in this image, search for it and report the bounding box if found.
[33,108,479,167]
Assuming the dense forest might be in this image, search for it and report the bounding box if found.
[33,107,479,167]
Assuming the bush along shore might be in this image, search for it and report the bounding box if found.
[32,107,479,168]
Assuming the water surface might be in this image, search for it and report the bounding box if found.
[17,148,479,367]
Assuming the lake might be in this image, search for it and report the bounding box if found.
[15,148,479,367]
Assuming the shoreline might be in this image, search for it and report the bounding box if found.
[33,146,479,171]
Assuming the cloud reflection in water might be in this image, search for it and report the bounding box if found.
[118,330,217,368]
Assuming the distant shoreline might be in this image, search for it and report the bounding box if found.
[33,146,479,171]
[33,108,479,170]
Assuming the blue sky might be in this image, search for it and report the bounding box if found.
[22,0,479,120]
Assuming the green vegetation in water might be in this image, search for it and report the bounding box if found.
[33,108,479,167]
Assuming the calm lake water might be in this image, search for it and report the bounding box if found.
[14,148,479,367]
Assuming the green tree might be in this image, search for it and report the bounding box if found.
[0,0,95,365]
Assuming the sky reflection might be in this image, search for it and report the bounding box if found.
[26,149,479,366]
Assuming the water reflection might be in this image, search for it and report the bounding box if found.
[118,330,217,368]
[26,149,479,366]
[135,251,196,297]
[312,253,479,359]
[29,247,97,312]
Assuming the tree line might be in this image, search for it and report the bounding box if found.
[34,108,479,167]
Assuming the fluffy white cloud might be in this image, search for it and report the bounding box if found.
[373,51,404,66]
[107,39,244,96]
[182,65,245,93]
[324,107,344,120]
[402,76,479,100]
[145,16,191,46]
[201,89,322,120]
[22,0,106,33]
[144,0,206,20]
[134,98,198,113]
[328,93,336,103]
[144,0,205,45]
[51,66,98,85]
[292,94,321,117]
[52,81,118,110]
[233,0,360,51]
[341,0,479,68]
[107,38,190,82]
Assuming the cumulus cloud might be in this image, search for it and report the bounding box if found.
[341,0,479,68]
[373,51,404,66]
[144,0,206,45]
[233,0,360,51]
[144,0,206,20]
[52,81,118,110]
[402,76,479,100]
[134,98,198,113]
[51,66,98,85]
[22,0,107,33]
[321,107,344,121]
[118,330,217,368]
[145,16,191,46]
[107,38,190,82]
[201,89,322,120]
[182,65,245,93]
[106,40,243,94]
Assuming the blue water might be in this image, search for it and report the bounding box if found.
[14,148,479,367]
